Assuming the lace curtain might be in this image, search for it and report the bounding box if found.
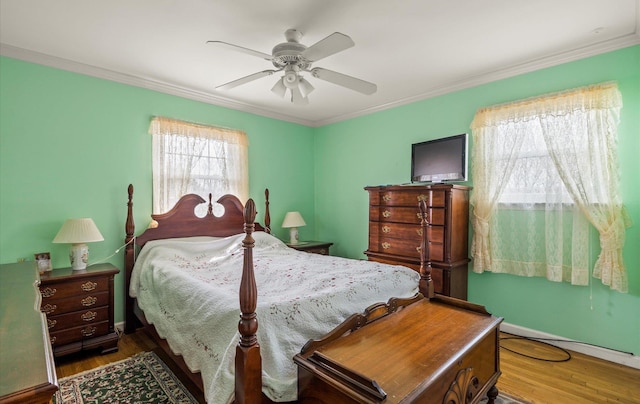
[470,82,630,292]
[149,116,248,215]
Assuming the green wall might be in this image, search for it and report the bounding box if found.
[0,57,315,324]
[1,45,638,356]
[314,45,640,355]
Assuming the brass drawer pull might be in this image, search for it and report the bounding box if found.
[82,310,97,322]
[382,242,391,249]
[382,210,391,218]
[417,194,428,202]
[47,319,57,329]
[81,281,98,291]
[81,296,97,306]
[82,326,97,337]
[50,336,57,345]
[382,225,391,233]
[42,304,57,314]
[416,246,422,252]
[40,287,57,298]
[382,194,392,202]
[417,228,423,236]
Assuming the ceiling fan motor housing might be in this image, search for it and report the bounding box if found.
[271,42,310,70]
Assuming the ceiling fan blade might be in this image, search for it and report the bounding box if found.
[216,70,277,90]
[207,40,273,61]
[301,32,354,62]
[291,87,309,105]
[310,67,377,95]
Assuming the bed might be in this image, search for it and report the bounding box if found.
[123,184,438,403]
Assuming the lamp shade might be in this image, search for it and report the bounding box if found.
[53,218,104,243]
[281,212,306,228]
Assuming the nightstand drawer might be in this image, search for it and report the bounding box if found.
[41,291,109,315]
[40,277,109,300]
[49,321,110,347]
[46,306,109,332]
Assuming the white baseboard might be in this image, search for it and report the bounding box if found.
[500,322,640,370]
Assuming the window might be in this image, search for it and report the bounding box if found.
[470,82,630,292]
[149,117,248,215]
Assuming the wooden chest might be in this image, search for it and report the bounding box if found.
[39,263,119,357]
[364,184,470,299]
[295,296,502,403]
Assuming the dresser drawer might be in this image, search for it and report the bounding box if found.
[370,222,444,243]
[40,277,109,301]
[371,190,446,207]
[49,321,110,347]
[372,237,444,262]
[370,206,445,225]
[41,291,109,316]
[46,306,109,332]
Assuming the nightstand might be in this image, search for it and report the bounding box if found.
[39,263,120,358]
[287,241,333,255]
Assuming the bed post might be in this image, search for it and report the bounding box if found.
[418,199,434,299]
[264,188,271,233]
[235,198,262,404]
[124,184,138,333]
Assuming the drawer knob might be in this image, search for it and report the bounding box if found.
[382,225,391,233]
[417,228,423,236]
[382,210,391,218]
[382,242,391,249]
[50,336,57,345]
[82,326,97,337]
[82,310,97,322]
[382,194,392,202]
[81,296,97,307]
[40,287,57,298]
[42,304,57,315]
[47,319,57,329]
[81,281,98,291]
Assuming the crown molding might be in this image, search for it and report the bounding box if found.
[314,32,640,127]
[2,29,639,128]
[0,43,313,127]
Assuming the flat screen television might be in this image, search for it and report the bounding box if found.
[411,133,468,183]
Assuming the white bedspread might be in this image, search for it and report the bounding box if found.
[130,232,419,403]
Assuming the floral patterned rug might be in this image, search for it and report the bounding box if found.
[53,351,198,403]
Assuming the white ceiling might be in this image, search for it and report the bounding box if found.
[1,0,638,127]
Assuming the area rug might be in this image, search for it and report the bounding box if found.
[53,351,199,404]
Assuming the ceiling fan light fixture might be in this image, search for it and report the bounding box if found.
[271,78,287,98]
[283,70,299,89]
[298,77,314,98]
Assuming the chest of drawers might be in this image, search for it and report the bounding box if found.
[364,184,470,299]
[39,263,119,357]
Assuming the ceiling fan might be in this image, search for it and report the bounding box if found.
[207,29,377,105]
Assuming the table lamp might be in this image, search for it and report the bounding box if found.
[53,218,104,270]
[282,211,306,245]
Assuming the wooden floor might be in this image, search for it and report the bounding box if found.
[55,330,640,404]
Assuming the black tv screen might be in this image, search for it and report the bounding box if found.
[411,133,468,183]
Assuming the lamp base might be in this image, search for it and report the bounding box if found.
[70,243,89,270]
[289,227,299,245]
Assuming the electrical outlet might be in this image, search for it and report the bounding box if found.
[17,258,26,263]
